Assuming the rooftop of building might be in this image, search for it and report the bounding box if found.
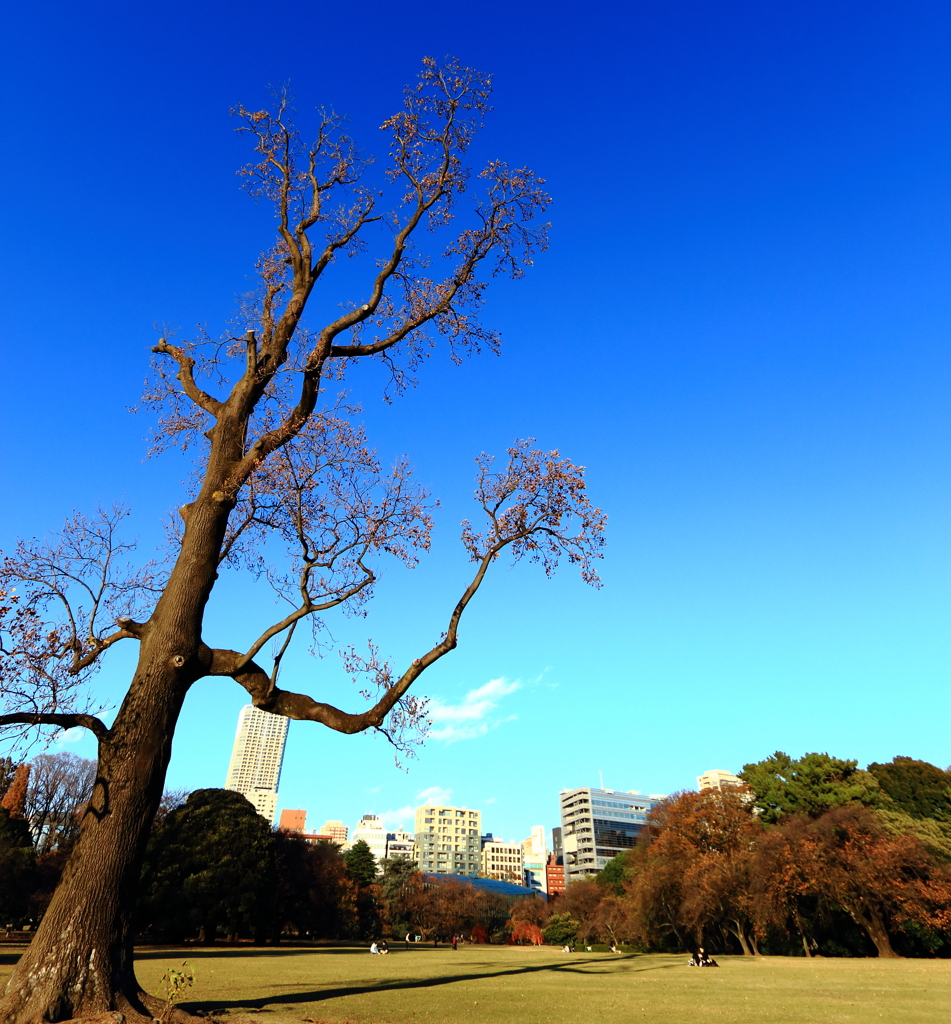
[422,874,542,899]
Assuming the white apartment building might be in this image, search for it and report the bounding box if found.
[481,839,524,883]
[345,814,388,867]
[521,825,548,893]
[414,803,482,876]
[224,705,289,823]
[697,769,745,792]
[385,828,415,861]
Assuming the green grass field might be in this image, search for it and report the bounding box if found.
[2,944,950,1023]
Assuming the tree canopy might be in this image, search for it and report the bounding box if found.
[739,751,887,824]
[138,789,273,943]
[0,58,604,1024]
[343,839,378,887]
[867,757,951,822]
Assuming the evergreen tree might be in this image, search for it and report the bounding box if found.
[138,789,273,942]
[740,751,887,824]
[343,839,378,887]
[380,856,421,934]
[542,912,580,946]
[867,757,951,822]
[597,851,631,895]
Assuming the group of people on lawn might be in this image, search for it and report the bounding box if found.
[370,938,718,965]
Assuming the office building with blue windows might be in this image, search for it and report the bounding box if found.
[559,786,666,883]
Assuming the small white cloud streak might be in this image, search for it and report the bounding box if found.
[428,677,521,744]
[379,786,455,829]
[379,806,414,829]
[415,785,453,805]
[55,728,85,744]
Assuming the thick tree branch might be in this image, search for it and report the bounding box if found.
[207,544,496,733]
[0,713,109,741]
[151,339,223,416]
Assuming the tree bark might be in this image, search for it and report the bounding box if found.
[852,905,900,958]
[728,920,755,955]
[0,662,188,1021]
[1,497,230,1022]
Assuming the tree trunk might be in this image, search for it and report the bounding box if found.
[853,905,900,959]
[0,643,195,1022]
[793,910,813,957]
[728,920,754,955]
[1,474,238,1022]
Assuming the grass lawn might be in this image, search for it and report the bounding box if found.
[3,944,950,1023]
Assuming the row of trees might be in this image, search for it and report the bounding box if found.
[539,753,951,959]
[0,753,101,927]
[138,789,523,945]
[5,751,949,959]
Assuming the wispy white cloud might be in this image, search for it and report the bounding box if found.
[55,728,85,744]
[379,785,455,829]
[379,805,414,829]
[428,677,521,744]
[484,796,497,804]
[415,785,454,806]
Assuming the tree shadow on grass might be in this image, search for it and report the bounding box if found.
[134,947,367,961]
[181,956,683,1014]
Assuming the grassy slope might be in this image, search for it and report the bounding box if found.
[2,945,949,1023]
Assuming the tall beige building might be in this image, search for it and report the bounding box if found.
[320,820,349,845]
[224,705,289,823]
[414,803,482,876]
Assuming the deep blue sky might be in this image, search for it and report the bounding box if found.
[1,1,948,845]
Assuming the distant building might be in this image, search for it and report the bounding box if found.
[224,705,289,823]
[559,786,665,883]
[414,803,482,876]
[551,826,564,863]
[697,769,745,792]
[385,829,416,861]
[279,809,307,832]
[278,809,334,845]
[481,839,525,883]
[320,820,348,844]
[345,814,388,868]
[546,853,566,897]
[521,825,548,893]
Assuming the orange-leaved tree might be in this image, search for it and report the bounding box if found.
[0,58,604,1024]
[627,788,764,954]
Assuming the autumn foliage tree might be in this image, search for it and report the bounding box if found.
[774,806,951,958]
[626,789,763,954]
[0,58,604,1024]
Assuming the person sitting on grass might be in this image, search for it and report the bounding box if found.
[370,942,379,954]
[687,947,718,967]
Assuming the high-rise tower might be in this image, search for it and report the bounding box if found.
[559,786,665,882]
[224,705,289,823]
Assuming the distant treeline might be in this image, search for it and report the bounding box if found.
[2,751,949,956]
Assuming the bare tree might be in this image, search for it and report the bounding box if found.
[0,58,604,1023]
[24,753,98,855]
